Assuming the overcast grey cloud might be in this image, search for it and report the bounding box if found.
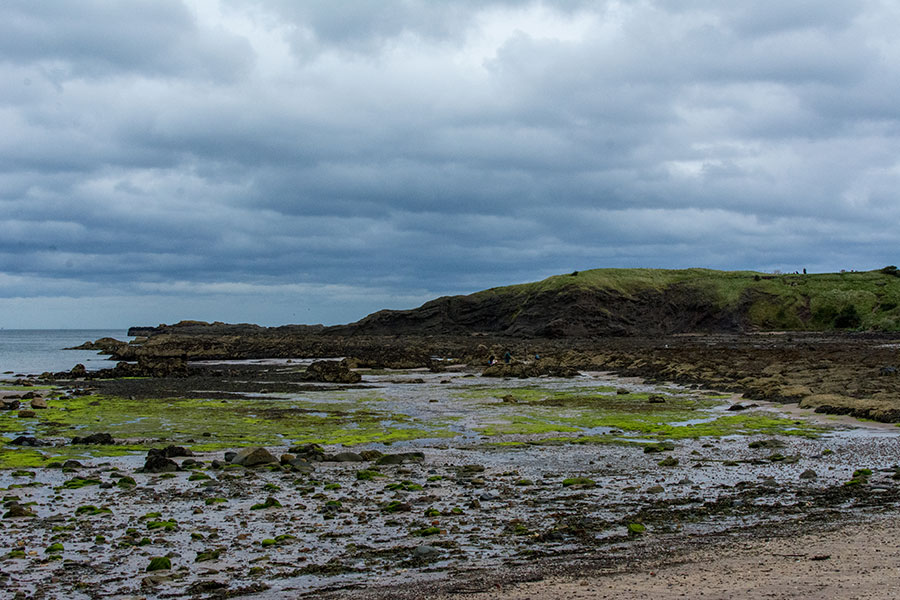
[2,0,899,328]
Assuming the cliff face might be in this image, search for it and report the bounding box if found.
[330,282,747,337]
[329,267,900,337]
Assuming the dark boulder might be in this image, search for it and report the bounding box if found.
[289,443,326,461]
[230,446,277,467]
[71,432,116,445]
[142,453,178,473]
[149,445,193,458]
[9,436,49,447]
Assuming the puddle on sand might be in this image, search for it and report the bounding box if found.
[2,367,899,599]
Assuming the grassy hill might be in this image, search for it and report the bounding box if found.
[339,267,900,337]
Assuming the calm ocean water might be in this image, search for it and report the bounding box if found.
[0,329,130,376]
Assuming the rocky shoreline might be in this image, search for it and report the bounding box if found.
[3,330,900,598]
[61,329,900,423]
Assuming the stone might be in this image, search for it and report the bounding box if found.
[413,545,442,559]
[1,399,20,411]
[62,460,84,469]
[150,445,192,458]
[72,432,116,445]
[70,364,88,377]
[328,452,364,462]
[375,452,425,465]
[146,556,172,572]
[9,436,48,447]
[748,439,786,449]
[231,447,277,467]
[799,469,818,480]
[30,398,48,409]
[17,410,36,418]
[289,443,326,461]
[142,454,178,473]
[3,504,36,518]
[288,460,315,474]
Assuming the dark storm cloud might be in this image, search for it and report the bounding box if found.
[2,0,900,327]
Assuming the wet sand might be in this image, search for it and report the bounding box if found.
[434,517,900,600]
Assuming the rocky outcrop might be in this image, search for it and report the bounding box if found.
[482,361,580,379]
[67,337,128,353]
[301,360,362,384]
[329,283,747,338]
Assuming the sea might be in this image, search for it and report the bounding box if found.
[0,329,130,377]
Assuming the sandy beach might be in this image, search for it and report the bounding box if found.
[433,518,900,600]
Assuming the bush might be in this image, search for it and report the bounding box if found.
[834,305,862,329]
[881,266,899,277]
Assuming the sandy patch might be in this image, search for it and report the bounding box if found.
[435,518,900,600]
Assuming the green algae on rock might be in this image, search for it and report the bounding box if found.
[146,556,171,571]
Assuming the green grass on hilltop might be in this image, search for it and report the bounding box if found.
[474,267,900,331]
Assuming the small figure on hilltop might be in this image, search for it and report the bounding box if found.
[503,351,512,364]
[488,355,495,366]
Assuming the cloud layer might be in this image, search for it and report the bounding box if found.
[2,0,899,327]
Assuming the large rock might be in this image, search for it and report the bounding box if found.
[71,432,116,445]
[327,451,365,462]
[230,446,277,467]
[9,436,49,447]
[149,445,193,458]
[288,443,326,462]
[142,453,178,473]
[301,360,362,384]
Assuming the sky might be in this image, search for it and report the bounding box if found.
[3,0,900,329]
